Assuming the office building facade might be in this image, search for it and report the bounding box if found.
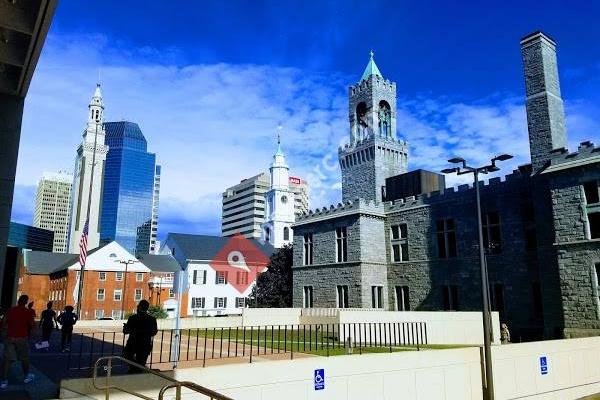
[222,173,309,239]
[33,171,73,252]
[2,222,54,307]
[100,121,157,256]
[149,164,161,254]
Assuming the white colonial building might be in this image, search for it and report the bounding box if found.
[162,234,274,317]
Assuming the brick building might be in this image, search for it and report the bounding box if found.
[292,32,600,340]
[16,241,178,319]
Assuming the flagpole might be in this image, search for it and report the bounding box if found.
[75,100,101,318]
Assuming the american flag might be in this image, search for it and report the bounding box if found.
[79,219,89,266]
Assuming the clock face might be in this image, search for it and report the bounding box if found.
[281,195,288,204]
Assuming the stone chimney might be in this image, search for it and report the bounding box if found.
[520,31,568,173]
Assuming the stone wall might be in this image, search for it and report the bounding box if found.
[339,136,407,203]
[548,163,600,337]
[293,169,552,340]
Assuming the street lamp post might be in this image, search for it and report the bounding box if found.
[442,154,512,400]
[118,259,137,319]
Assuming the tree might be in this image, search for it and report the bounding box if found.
[147,305,168,319]
[249,244,293,307]
[124,305,167,320]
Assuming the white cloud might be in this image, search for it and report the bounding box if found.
[14,33,600,238]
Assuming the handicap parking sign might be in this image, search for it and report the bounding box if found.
[314,369,325,390]
[540,356,548,375]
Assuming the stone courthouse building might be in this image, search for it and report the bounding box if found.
[292,32,600,340]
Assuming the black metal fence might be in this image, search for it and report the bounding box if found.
[67,322,427,372]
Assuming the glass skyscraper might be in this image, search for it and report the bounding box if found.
[101,121,156,255]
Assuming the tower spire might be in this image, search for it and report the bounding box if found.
[361,50,383,81]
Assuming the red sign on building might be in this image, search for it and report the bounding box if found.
[289,176,301,184]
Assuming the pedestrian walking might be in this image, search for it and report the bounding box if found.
[26,302,36,337]
[0,294,35,389]
[57,305,77,352]
[38,302,58,350]
[123,300,158,373]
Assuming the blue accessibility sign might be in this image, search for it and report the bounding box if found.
[314,369,325,390]
[540,356,548,375]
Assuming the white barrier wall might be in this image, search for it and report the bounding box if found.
[337,310,501,345]
[74,316,243,330]
[492,336,600,399]
[243,308,301,326]
[61,347,484,400]
[76,309,500,346]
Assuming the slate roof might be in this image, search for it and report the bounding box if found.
[136,253,181,272]
[24,251,78,274]
[24,245,164,275]
[166,233,275,261]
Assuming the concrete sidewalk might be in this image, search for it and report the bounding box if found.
[0,363,58,400]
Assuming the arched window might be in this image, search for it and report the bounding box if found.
[265,227,271,242]
[283,227,290,241]
[356,102,368,139]
[378,100,391,137]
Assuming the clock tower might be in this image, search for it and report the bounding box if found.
[261,133,295,248]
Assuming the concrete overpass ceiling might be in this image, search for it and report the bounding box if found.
[0,0,57,97]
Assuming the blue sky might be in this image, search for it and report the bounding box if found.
[12,0,600,242]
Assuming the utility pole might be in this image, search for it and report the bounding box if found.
[442,153,513,400]
[119,259,137,319]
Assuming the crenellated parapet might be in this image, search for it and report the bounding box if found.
[349,74,396,97]
[383,166,533,213]
[542,141,600,173]
[295,197,385,224]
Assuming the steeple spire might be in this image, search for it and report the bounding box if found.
[275,124,284,156]
[360,50,383,81]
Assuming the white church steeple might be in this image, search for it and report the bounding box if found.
[68,83,109,253]
[261,127,295,248]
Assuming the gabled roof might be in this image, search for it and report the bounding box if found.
[136,253,181,273]
[23,241,150,275]
[361,51,383,81]
[165,233,275,261]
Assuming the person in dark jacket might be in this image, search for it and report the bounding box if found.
[57,305,77,352]
[39,302,58,349]
[123,300,158,373]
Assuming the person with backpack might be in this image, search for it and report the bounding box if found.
[38,302,58,350]
[0,294,35,389]
[123,300,158,373]
[57,305,78,352]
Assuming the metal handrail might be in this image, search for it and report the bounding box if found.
[159,381,234,400]
[92,355,233,400]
